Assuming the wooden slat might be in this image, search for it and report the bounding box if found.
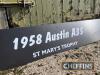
[95,0,100,15]
[30,0,38,26]
[41,0,53,24]
[82,0,95,19]
[85,0,94,15]
[71,0,80,20]
[63,0,95,21]
[71,0,79,16]
[35,0,43,24]
[51,0,62,23]
[30,0,62,25]
[79,0,85,16]
[63,0,71,22]
[0,8,8,29]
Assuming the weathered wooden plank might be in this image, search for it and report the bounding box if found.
[95,0,100,15]
[0,8,8,29]
[0,0,37,27]
[63,0,95,21]
[51,0,62,23]
[82,0,95,19]
[0,0,38,27]
[79,0,94,19]
[41,0,53,24]
[85,0,94,15]
[35,0,43,24]
[79,0,85,16]
[28,0,62,25]
[0,0,98,28]
[9,7,31,27]
[30,0,38,26]
[70,0,80,20]
[63,0,71,22]
[71,0,79,16]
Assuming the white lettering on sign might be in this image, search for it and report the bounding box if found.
[61,41,78,49]
[45,30,69,43]
[21,36,28,49]
[42,46,61,55]
[33,51,40,58]
[71,27,84,37]
[32,41,78,58]
[13,27,84,50]
[13,34,42,50]
[13,38,19,50]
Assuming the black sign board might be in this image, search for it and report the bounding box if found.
[0,19,100,70]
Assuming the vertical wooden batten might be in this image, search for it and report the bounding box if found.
[0,8,8,29]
